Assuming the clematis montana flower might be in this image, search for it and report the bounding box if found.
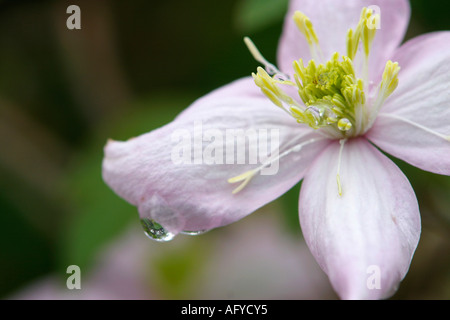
[103,0,450,299]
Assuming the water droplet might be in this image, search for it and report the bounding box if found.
[305,107,321,126]
[338,118,352,131]
[140,218,175,242]
[306,106,324,117]
[273,72,290,82]
[180,230,208,236]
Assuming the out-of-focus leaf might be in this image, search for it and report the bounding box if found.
[430,178,450,225]
[234,0,289,34]
[411,0,450,32]
[278,181,302,235]
[0,193,52,298]
[58,93,198,274]
[148,239,211,299]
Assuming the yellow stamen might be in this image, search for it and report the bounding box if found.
[252,67,300,115]
[244,36,292,83]
[289,52,366,135]
[347,7,380,60]
[229,138,325,194]
[228,170,257,194]
[336,174,343,197]
[366,60,401,128]
[242,7,401,147]
[293,11,319,45]
[380,61,400,98]
[336,139,347,197]
[293,11,322,61]
[244,37,270,68]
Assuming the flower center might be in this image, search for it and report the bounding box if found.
[228,7,404,195]
[291,53,364,134]
[245,7,400,139]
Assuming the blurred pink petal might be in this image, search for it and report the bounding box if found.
[196,209,335,299]
[12,210,335,300]
[12,231,153,300]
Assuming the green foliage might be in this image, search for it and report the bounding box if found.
[234,0,289,33]
[150,240,210,299]
[0,194,52,297]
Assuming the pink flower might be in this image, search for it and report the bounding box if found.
[102,0,450,299]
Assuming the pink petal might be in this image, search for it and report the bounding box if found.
[277,0,410,82]
[103,77,328,235]
[299,138,420,300]
[367,32,450,175]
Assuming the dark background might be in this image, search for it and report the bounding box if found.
[0,0,449,299]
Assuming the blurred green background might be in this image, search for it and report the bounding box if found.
[0,0,449,299]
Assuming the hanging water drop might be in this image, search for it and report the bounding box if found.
[180,230,208,236]
[140,218,175,242]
